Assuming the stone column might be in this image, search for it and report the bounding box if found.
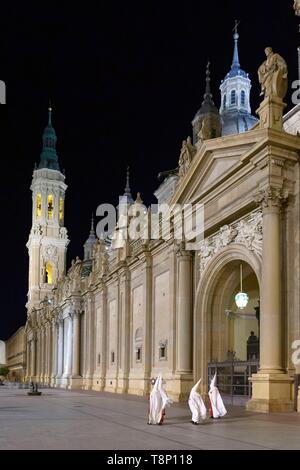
[56,319,64,379]
[175,247,193,401]
[26,341,30,379]
[176,249,193,373]
[30,338,36,379]
[51,321,57,384]
[247,187,293,412]
[117,265,130,394]
[85,295,95,389]
[71,312,81,377]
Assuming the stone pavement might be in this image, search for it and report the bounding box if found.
[0,387,299,450]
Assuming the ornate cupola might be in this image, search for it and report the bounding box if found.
[192,62,221,145]
[220,22,258,136]
[39,105,60,171]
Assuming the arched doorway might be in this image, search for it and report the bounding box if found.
[194,244,262,405]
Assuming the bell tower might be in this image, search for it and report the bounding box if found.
[26,105,69,312]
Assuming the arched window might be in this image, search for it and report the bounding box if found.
[36,193,42,218]
[230,90,236,105]
[241,90,246,107]
[223,94,227,109]
[45,263,53,284]
[48,194,54,219]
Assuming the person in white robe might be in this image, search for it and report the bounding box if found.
[158,375,173,424]
[148,375,173,425]
[188,379,207,424]
[148,375,163,424]
[208,373,227,419]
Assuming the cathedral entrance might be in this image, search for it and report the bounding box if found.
[194,246,261,406]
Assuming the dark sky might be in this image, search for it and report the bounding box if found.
[0,1,298,339]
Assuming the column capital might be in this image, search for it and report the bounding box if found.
[175,242,193,259]
[253,186,289,211]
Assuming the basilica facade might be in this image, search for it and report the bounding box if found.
[25,11,300,412]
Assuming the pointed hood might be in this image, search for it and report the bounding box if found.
[210,373,217,390]
[191,378,202,394]
[153,375,161,392]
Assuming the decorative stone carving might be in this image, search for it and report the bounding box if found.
[59,227,68,239]
[253,186,289,209]
[258,48,288,100]
[43,245,58,261]
[32,223,43,236]
[178,136,196,179]
[198,211,263,274]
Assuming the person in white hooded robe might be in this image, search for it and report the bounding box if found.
[188,379,207,424]
[148,375,163,425]
[158,375,173,424]
[208,373,227,419]
[148,375,173,425]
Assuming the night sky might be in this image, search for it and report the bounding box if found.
[0,1,298,339]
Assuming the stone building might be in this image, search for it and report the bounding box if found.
[24,13,300,412]
[6,327,26,381]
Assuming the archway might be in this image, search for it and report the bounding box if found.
[194,244,262,402]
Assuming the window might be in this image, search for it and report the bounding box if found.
[136,347,142,362]
[111,351,115,364]
[98,354,101,365]
[59,197,64,222]
[230,90,236,105]
[48,194,54,219]
[159,340,168,361]
[223,94,227,109]
[159,346,166,360]
[241,90,246,107]
[45,263,53,284]
[36,194,42,218]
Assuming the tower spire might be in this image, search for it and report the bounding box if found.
[124,166,132,197]
[38,104,60,171]
[231,20,241,71]
[203,61,213,102]
[90,213,95,235]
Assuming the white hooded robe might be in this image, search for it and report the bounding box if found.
[188,379,207,423]
[208,373,227,418]
[158,375,173,411]
[148,376,163,424]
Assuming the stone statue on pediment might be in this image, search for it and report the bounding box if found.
[178,136,196,178]
[258,47,288,100]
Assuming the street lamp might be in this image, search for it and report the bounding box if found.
[235,263,249,310]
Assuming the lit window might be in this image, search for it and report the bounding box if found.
[59,197,64,222]
[36,194,42,218]
[45,263,53,284]
[241,90,246,106]
[48,195,54,219]
[231,90,236,105]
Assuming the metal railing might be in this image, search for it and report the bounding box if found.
[208,360,259,404]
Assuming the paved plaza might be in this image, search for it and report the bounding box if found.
[0,387,300,450]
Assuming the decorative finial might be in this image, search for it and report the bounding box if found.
[90,213,95,234]
[48,99,52,126]
[124,166,131,195]
[205,61,211,96]
[135,192,143,204]
[231,20,241,69]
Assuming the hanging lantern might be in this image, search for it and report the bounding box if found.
[235,263,249,310]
